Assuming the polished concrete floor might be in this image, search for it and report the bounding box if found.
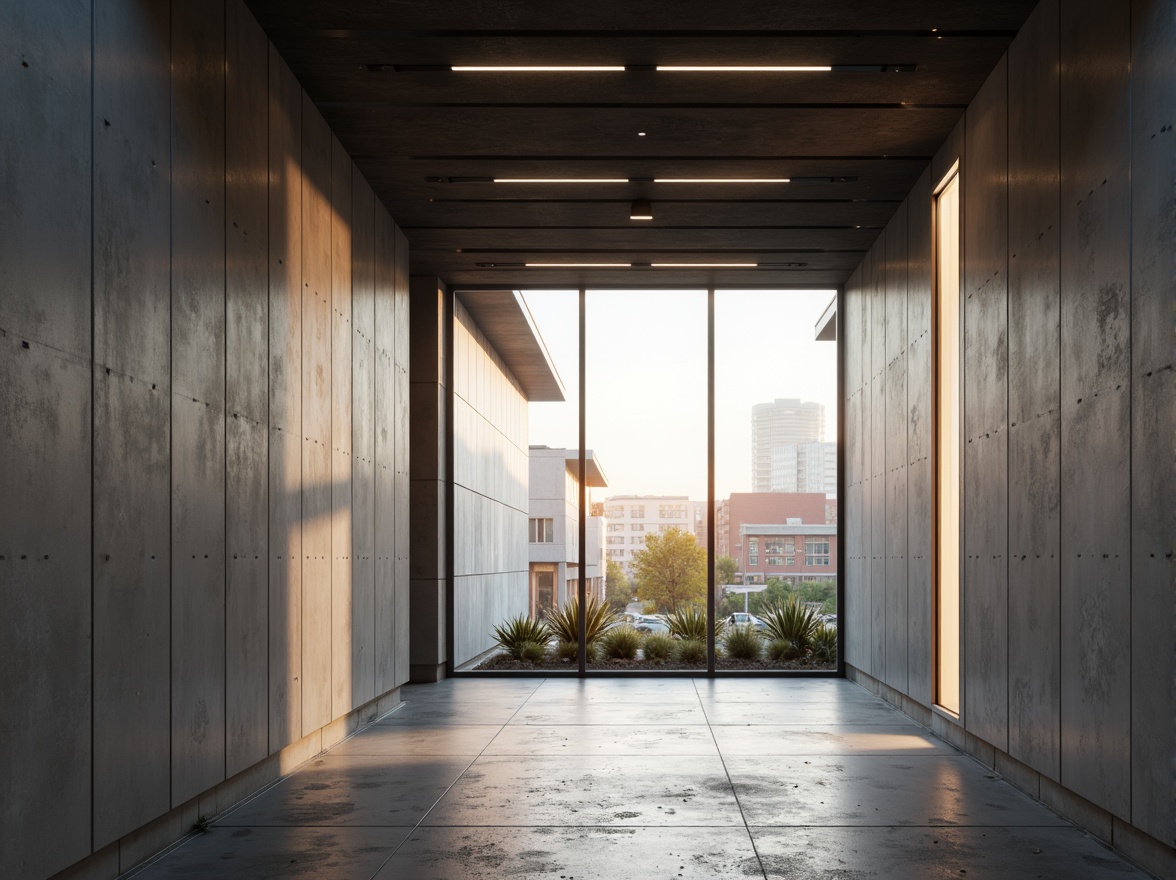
[128,678,1149,879]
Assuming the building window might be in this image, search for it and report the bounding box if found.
[630,505,644,518]
[529,517,554,543]
[658,504,686,519]
[784,538,794,552]
[748,555,758,566]
[804,540,830,566]
[606,536,624,545]
[630,523,644,532]
[785,555,795,566]
[606,506,624,520]
[607,522,624,533]
[631,535,645,545]
[766,555,784,566]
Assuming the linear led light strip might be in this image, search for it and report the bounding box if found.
[450,65,830,72]
[523,262,760,268]
[494,178,791,184]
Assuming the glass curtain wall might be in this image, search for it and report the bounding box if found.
[459,286,838,674]
[714,290,840,670]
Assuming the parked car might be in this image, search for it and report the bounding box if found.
[725,612,769,631]
[630,614,671,636]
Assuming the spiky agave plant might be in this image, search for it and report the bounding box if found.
[760,596,820,654]
[546,594,620,649]
[666,605,726,642]
[491,615,552,660]
[811,623,838,663]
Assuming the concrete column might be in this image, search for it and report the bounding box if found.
[408,276,449,682]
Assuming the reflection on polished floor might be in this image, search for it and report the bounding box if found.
[127,679,1149,879]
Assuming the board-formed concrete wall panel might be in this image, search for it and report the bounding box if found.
[1129,0,1176,848]
[884,204,909,694]
[224,0,271,779]
[170,0,227,806]
[0,3,94,876]
[331,138,355,720]
[962,57,1009,752]
[300,95,334,736]
[268,47,304,753]
[905,168,934,707]
[1006,0,1061,782]
[1058,0,1132,821]
[3,2,412,877]
[845,0,1172,859]
[91,0,173,849]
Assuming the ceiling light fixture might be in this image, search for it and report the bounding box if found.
[629,200,653,220]
[493,178,629,183]
[656,65,831,72]
[653,178,791,184]
[650,262,758,268]
[451,65,625,72]
[525,262,632,267]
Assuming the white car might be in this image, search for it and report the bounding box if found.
[726,612,768,631]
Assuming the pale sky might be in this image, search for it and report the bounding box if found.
[522,289,838,503]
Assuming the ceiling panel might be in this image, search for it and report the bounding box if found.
[246,0,1036,288]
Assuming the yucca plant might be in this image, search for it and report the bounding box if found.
[666,605,726,642]
[599,625,642,660]
[675,638,707,665]
[546,594,620,648]
[641,633,675,663]
[723,624,763,661]
[812,623,838,663]
[766,638,799,662]
[761,597,820,654]
[492,615,552,660]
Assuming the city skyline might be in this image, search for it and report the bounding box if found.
[523,289,839,502]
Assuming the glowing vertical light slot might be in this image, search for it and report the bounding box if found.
[934,167,961,716]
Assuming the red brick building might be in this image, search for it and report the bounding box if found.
[716,493,838,585]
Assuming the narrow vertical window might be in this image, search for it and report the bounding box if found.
[934,166,961,715]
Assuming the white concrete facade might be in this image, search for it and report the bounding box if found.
[603,494,705,577]
[528,447,608,616]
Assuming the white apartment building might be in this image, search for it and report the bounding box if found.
[603,494,706,577]
[528,446,608,617]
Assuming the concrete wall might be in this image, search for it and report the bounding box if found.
[452,300,530,666]
[842,0,1174,874]
[0,2,410,878]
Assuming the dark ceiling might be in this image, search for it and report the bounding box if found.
[246,1,1038,289]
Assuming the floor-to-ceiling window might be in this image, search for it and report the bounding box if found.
[458,286,838,674]
[934,168,962,713]
[714,290,840,671]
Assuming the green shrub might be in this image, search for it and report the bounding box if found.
[555,640,578,662]
[518,641,547,663]
[599,625,642,660]
[766,638,799,662]
[641,601,659,614]
[723,624,763,661]
[492,615,552,660]
[675,638,707,665]
[760,597,820,653]
[812,623,837,663]
[547,595,620,648]
[641,633,674,663]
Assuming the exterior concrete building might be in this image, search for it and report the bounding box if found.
[3,2,1173,879]
[603,495,706,576]
[527,446,608,616]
